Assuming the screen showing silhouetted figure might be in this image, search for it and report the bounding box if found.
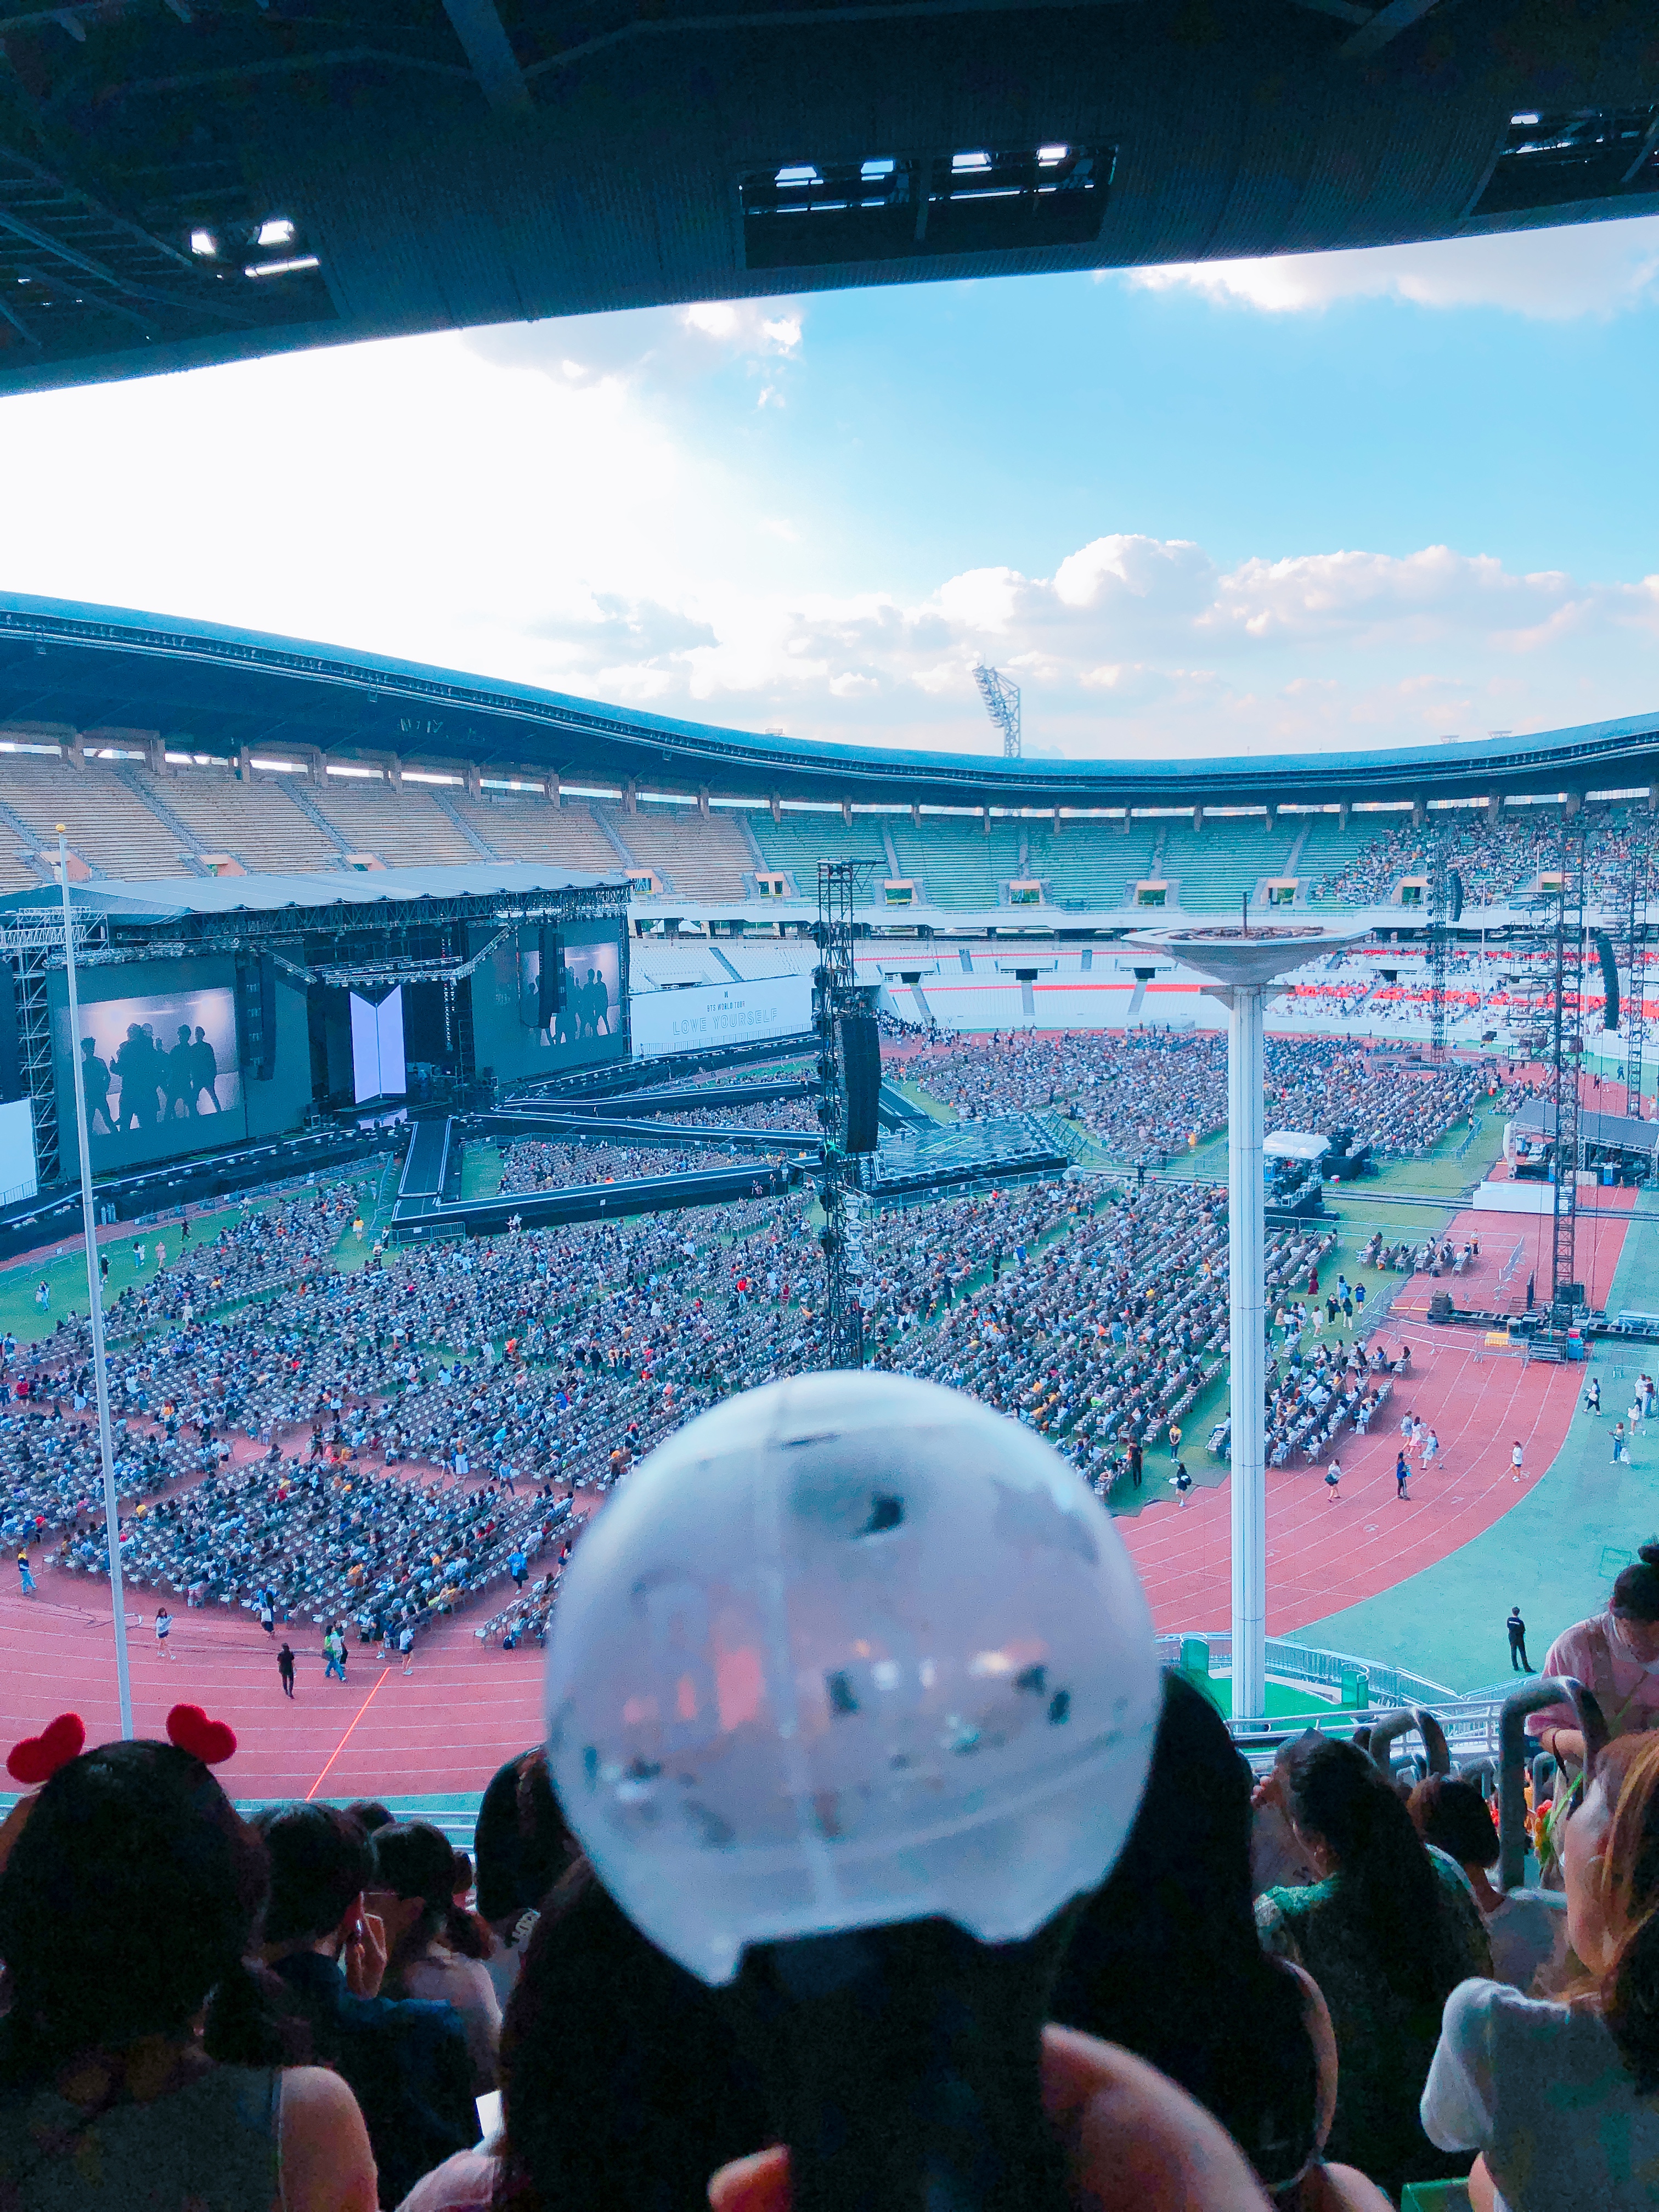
[62,983,242,1165]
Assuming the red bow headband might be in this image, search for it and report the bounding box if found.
[6,1703,237,1786]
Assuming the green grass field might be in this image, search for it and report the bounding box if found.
[0,1163,392,1356]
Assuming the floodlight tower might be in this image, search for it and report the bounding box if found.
[973,662,1022,758]
[1128,915,1366,1725]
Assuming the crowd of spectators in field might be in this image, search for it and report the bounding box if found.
[495,1100,817,1196]
[907,1030,1487,1163]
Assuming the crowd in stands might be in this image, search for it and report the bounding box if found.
[908,1030,1488,1163]
[1305,799,1650,911]
[12,1539,1659,2212]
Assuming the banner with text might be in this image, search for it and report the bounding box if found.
[630,974,812,1059]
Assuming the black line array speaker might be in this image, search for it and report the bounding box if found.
[1447,868,1464,926]
[537,927,566,1031]
[1595,929,1621,1031]
[0,962,21,1104]
[235,952,278,1080]
[839,1010,881,1154]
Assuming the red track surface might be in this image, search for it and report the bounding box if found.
[1119,1324,1583,1639]
[1,1205,1629,1790]
[0,1579,549,1801]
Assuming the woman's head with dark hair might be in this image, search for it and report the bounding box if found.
[345,1798,395,1836]
[496,1856,769,2212]
[0,1741,267,2071]
[1049,1671,1319,2187]
[253,1802,374,1949]
[368,1821,490,1969]
[1407,1775,1499,1872]
[473,1747,578,1925]
[1280,1733,1448,2007]
[1611,1543,1659,1639]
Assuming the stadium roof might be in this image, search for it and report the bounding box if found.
[0,1,1654,396]
[2,591,1657,815]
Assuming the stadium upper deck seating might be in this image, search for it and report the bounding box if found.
[622,804,752,899]
[752,806,891,891]
[0,740,1649,917]
[157,766,345,875]
[0,757,195,881]
[886,815,1022,907]
[1158,817,1290,913]
[445,793,623,875]
[309,782,479,870]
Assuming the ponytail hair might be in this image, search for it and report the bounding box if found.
[1593,1735,1659,2092]
[1611,1542,1659,1625]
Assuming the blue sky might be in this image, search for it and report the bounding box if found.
[4,215,1658,764]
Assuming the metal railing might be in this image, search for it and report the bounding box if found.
[1157,1632,1457,1713]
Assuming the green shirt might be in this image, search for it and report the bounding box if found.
[1257,1848,1492,2198]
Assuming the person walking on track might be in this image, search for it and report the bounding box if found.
[16,1548,35,1595]
[1507,1607,1532,1672]
[278,1641,296,1698]
[1325,1458,1342,1505]
[1395,1452,1411,1501]
[399,1622,416,1675]
[323,1622,347,1682]
[155,1606,173,1659]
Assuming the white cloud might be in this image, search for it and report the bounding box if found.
[466,295,808,386]
[1125,214,1659,320]
[2,322,1657,768]
[648,534,1659,758]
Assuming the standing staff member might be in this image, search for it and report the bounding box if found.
[278,1639,297,1697]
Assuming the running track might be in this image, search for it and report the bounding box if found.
[0,1206,1628,1792]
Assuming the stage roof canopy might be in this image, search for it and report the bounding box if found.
[0,860,627,927]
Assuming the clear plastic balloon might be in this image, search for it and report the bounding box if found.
[545,1372,1159,1985]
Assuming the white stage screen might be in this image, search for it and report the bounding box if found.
[351,986,407,1103]
[0,1096,37,1205]
[629,974,813,1058]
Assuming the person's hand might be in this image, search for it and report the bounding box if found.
[343,1909,387,1998]
[707,2024,1272,2212]
[1250,1767,1286,1816]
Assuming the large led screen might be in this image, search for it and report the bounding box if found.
[518,930,627,1069]
[60,983,246,1169]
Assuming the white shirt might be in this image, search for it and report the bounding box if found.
[1422,1978,1659,2209]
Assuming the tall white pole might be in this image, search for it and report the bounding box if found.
[1227,982,1266,1725]
[58,830,133,1739]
